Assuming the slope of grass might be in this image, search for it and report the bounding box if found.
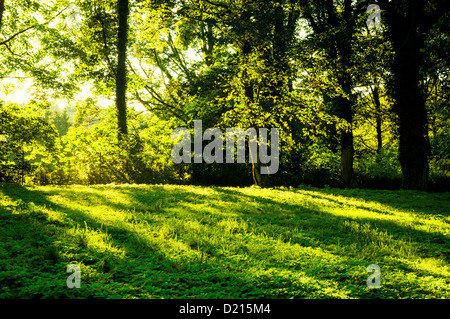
[0,183,449,299]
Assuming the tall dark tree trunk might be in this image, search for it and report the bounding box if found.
[393,36,430,190]
[116,0,129,144]
[335,29,357,188]
[372,85,383,154]
[339,0,358,188]
[336,90,356,188]
[382,0,432,190]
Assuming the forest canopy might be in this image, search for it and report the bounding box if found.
[0,0,449,191]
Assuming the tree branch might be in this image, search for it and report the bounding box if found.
[202,0,230,11]
[0,6,68,47]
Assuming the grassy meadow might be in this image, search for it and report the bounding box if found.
[0,183,449,299]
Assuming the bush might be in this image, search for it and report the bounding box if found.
[354,148,402,190]
[429,158,450,192]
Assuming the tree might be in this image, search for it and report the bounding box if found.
[192,0,301,186]
[0,1,77,98]
[116,0,129,143]
[299,0,369,188]
[378,0,449,190]
[0,102,58,183]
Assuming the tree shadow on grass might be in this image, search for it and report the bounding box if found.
[0,183,370,298]
[211,187,449,250]
[1,183,448,298]
[109,184,448,265]
[0,184,187,298]
[0,184,71,298]
[289,186,450,217]
[119,185,449,297]
[153,186,450,298]
[0,184,348,298]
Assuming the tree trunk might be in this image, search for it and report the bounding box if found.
[385,2,431,190]
[251,128,269,187]
[337,94,357,188]
[335,32,356,188]
[394,38,430,190]
[372,85,383,153]
[252,154,262,186]
[116,0,129,144]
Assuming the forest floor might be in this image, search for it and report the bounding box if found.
[0,183,449,298]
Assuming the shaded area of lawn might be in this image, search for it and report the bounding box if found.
[0,183,449,298]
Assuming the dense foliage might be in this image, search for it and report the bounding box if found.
[0,0,448,191]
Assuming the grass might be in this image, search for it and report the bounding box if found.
[0,183,449,299]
